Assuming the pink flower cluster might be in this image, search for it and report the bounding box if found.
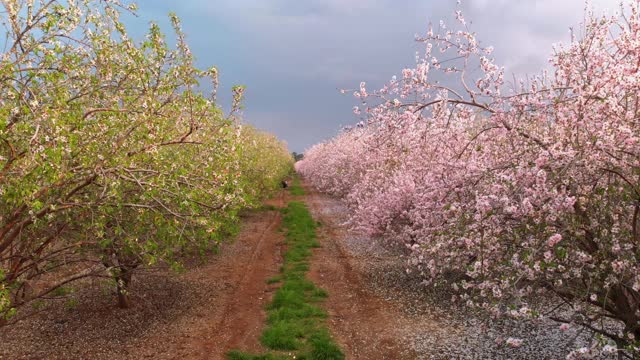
[297,2,640,351]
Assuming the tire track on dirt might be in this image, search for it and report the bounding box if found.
[194,193,287,359]
[304,184,418,360]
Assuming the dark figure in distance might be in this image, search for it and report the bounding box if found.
[281,180,288,189]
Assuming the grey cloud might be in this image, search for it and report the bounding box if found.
[138,0,622,152]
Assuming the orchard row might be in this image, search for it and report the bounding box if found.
[298,2,640,357]
[0,1,292,321]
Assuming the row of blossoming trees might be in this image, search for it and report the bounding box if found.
[297,2,640,357]
[0,0,292,322]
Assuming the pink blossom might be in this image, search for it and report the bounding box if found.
[547,234,562,247]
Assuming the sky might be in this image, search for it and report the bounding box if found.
[131,0,621,153]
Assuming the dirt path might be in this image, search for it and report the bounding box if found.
[130,192,288,360]
[0,185,441,360]
[304,183,421,360]
[190,194,286,359]
[1,182,602,360]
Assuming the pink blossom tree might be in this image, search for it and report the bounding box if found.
[298,2,640,356]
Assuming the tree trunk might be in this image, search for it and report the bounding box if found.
[115,268,133,309]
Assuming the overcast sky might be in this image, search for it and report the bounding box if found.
[132,0,620,152]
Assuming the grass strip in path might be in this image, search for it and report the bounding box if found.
[288,177,305,196]
[227,201,343,360]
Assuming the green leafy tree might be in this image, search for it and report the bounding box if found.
[0,0,292,319]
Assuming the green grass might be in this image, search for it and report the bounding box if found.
[308,330,345,360]
[226,351,289,360]
[288,177,305,196]
[227,202,344,360]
